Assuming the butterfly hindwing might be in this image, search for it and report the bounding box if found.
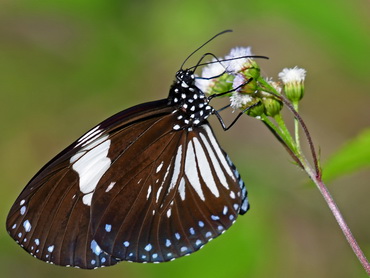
[90,118,248,263]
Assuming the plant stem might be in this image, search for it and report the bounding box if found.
[259,93,369,274]
[293,102,301,151]
[273,113,297,153]
[261,115,303,168]
[277,94,321,177]
[303,163,370,275]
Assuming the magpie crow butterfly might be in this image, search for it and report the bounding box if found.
[6,32,249,269]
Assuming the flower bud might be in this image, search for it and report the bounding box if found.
[278,66,306,102]
[210,73,233,95]
[262,97,283,117]
[245,100,265,117]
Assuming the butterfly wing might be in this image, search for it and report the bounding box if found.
[6,99,173,269]
[90,121,249,263]
[7,97,249,268]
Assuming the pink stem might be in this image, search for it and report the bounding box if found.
[305,167,370,274]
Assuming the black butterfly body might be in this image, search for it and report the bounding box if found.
[6,68,249,269]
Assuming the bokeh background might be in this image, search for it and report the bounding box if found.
[1,0,369,277]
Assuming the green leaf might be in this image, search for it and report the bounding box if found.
[322,128,370,182]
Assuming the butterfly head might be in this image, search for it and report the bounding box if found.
[169,69,214,130]
[175,69,195,88]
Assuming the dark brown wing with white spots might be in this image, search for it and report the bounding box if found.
[7,68,250,269]
[90,122,248,263]
[6,99,172,269]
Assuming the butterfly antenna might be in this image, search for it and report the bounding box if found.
[189,55,269,71]
[180,29,232,70]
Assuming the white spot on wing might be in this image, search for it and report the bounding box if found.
[156,186,163,203]
[105,182,116,192]
[71,135,111,206]
[156,161,164,173]
[144,243,152,251]
[211,215,220,220]
[78,126,99,142]
[166,239,171,247]
[178,177,186,200]
[169,145,182,191]
[230,191,236,199]
[76,125,101,147]
[47,245,54,252]
[223,206,228,215]
[20,206,26,215]
[161,163,171,188]
[198,133,229,191]
[147,185,152,199]
[200,125,235,182]
[192,137,219,198]
[23,220,32,232]
[185,141,205,201]
[105,224,112,232]
[91,240,102,255]
[175,233,181,240]
[82,192,93,206]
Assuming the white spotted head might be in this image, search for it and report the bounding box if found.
[169,69,214,131]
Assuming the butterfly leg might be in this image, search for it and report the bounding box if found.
[216,104,231,113]
[213,102,261,131]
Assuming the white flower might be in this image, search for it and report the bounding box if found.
[201,58,225,78]
[195,58,225,93]
[230,92,253,110]
[195,76,212,93]
[224,46,253,73]
[278,67,306,101]
[278,66,306,84]
[232,73,246,91]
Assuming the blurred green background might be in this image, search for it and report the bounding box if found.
[1,0,369,277]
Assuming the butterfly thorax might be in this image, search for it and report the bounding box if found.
[168,69,214,130]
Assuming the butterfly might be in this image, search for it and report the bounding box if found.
[6,31,250,269]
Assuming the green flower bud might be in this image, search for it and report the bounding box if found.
[284,82,305,102]
[278,66,306,102]
[209,73,234,95]
[262,97,283,117]
[243,59,261,79]
[245,100,265,117]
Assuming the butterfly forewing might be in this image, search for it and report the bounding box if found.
[6,100,173,268]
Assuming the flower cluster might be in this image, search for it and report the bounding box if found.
[196,47,306,119]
